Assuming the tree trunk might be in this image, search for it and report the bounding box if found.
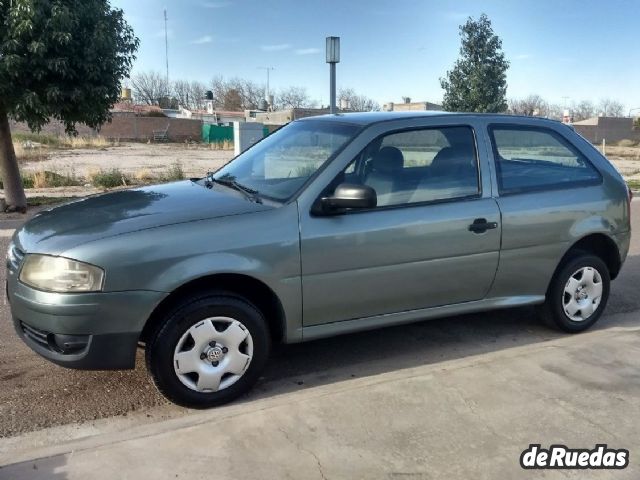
[0,107,27,212]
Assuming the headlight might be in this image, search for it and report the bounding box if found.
[19,255,104,292]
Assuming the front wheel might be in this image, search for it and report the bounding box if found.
[537,254,610,333]
[146,293,270,408]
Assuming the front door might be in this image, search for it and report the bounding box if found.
[299,125,501,326]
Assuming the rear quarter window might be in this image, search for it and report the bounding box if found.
[489,125,601,195]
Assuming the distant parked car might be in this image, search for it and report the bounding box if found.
[7,112,631,407]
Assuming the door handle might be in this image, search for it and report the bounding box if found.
[468,218,498,233]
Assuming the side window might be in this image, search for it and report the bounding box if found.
[334,126,480,207]
[490,126,601,194]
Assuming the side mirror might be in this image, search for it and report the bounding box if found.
[320,183,377,213]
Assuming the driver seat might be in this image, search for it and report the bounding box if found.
[364,146,404,206]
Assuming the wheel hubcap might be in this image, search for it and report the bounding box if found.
[563,266,603,322]
[173,317,253,393]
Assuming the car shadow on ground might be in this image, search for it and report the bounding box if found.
[251,253,640,401]
[0,453,67,480]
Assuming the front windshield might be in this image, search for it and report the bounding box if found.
[213,120,359,202]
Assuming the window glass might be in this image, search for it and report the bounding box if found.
[214,120,358,201]
[491,127,601,194]
[333,126,479,207]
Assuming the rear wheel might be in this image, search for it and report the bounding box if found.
[537,253,610,333]
[146,292,270,408]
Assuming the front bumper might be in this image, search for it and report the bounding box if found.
[7,274,167,370]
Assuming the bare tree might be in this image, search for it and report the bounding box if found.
[190,81,208,110]
[170,80,208,110]
[172,79,191,109]
[131,71,169,105]
[508,94,548,116]
[572,100,596,122]
[210,77,264,111]
[338,88,380,112]
[275,86,316,109]
[546,103,565,121]
[237,78,265,110]
[598,98,625,117]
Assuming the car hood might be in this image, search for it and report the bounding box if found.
[15,180,274,254]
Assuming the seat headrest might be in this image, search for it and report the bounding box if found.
[431,146,474,173]
[371,146,404,174]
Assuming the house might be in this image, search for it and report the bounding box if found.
[383,98,443,112]
[250,108,330,126]
[572,116,640,143]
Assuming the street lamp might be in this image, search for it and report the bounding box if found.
[326,36,340,114]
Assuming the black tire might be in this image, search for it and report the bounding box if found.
[145,292,271,408]
[536,253,610,333]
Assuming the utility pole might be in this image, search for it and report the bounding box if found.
[164,9,169,92]
[258,66,275,101]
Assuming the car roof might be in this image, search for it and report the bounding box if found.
[298,111,566,128]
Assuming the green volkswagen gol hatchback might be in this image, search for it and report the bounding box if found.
[7,112,631,407]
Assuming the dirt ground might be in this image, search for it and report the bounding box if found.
[604,145,640,179]
[19,142,234,195]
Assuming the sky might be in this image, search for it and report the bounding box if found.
[111,0,640,111]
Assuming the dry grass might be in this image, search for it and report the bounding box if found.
[209,140,234,151]
[159,162,185,182]
[12,134,114,163]
[604,145,640,160]
[31,170,81,188]
[133,168,154,182]
[13,142,49,162]
[88,168,130,188]
[63,136,110,149]
[616,139,639,148]
[87,163,184,189]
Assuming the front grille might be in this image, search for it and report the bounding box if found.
[20,321,52,350]
[7,244,25,272]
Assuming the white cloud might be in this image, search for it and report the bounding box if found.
[295,48,321,55]
[202,1,231,8]
[192,35,213,45]
[514,53,532,60]
[260,43,291,52]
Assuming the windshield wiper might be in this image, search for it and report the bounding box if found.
[209,174,262,204]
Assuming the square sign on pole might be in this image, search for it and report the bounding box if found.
[326,37,340,114]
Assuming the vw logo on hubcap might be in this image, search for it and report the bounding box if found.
[206,346,224,362]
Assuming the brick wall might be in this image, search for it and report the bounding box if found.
[574,117,640,143]
[99,115,202,142]
[9,119,96,136]
[9,115,203,142]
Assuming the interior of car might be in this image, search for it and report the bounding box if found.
[332,126,480,207]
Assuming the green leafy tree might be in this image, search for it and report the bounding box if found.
[440,14,509,113]
[0,0,138,211]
